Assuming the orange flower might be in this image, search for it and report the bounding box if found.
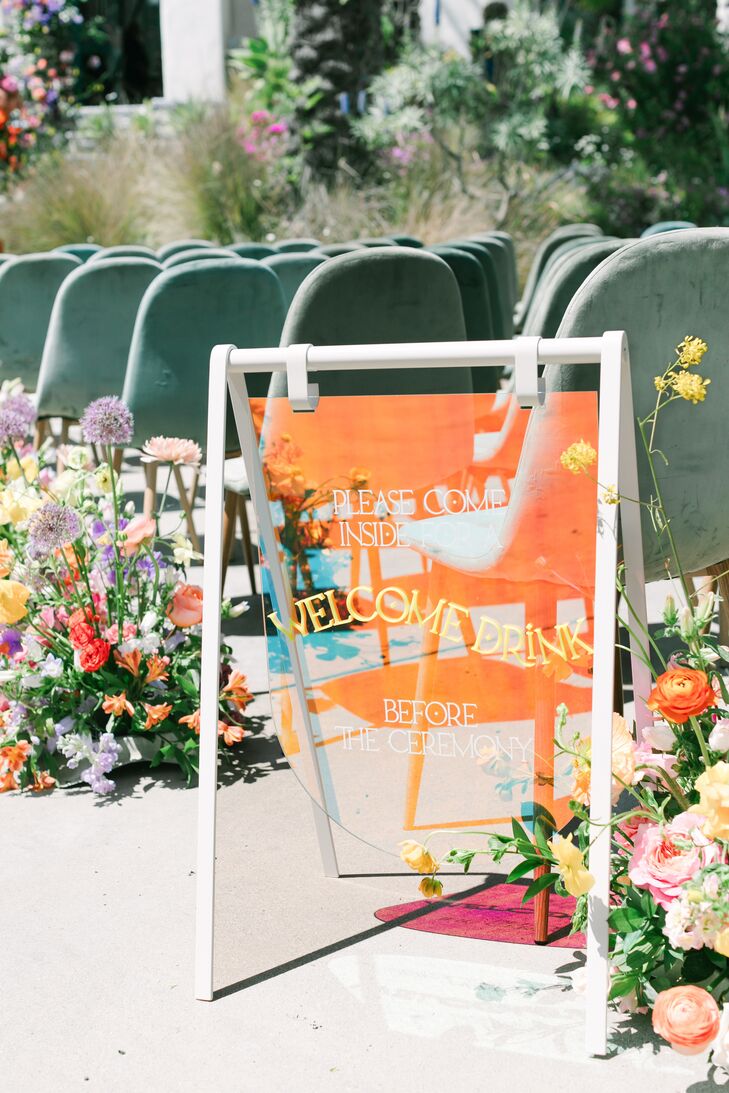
[218,722,245,746]
[102,692,135,718]
[143,702,173,730]
[0,538,13,578]
[167,584,203,628]
[121,515,156,558]
[349,466,370,490]
[146,654,170,682]
[652,985,720,1055]
[647,668,715,724]
[0,770,17,792]
[114,648,142,677]
[31,770,56,793]
[0,740,31,772]
[222,670,253,710]
[179,709,201,734]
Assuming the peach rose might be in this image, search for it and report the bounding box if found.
[628,812,721,910]
[646,668,715,724]
[167,584,203,628]
[121,515,156,557]
[652,985,720,1055]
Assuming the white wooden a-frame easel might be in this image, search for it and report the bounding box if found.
[194,333,650,1057]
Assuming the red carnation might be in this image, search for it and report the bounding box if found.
[69,622,95,649]
[68,606,97,628]
[78,639,110,672]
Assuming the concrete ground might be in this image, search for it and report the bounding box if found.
[2,458,718,1092]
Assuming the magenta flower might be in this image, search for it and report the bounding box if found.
[617,38,632,55]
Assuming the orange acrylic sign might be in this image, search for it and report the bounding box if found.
[258,390,598,852]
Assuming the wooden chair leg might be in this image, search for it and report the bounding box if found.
[60,418,70,444]
[706,560,729,646]
[34,419,48,449]
[112,447,123,474]
[222,490,238,587]
[143,462,158,519]
[237,495,257,595]
[173,464,202,553]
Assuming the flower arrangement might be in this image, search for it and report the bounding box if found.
[0,389,253,796]
[400,336,729,1071]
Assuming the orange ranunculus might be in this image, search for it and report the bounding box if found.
[167,584,203,628]
[31,770,56,792]
[222,670,253,710]
[1,740,31,772]
[218,722,245,746]
[102,692,135,718]
[0,770,17,792]
[179,709,201,734]
[646,668,715,724]
[652,986,720,1055]
[114,648,142,677]
[121,515,156,557]
[143,702,173,730]
[146,655,170,682]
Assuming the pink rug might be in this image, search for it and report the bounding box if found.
[374,882,585,948]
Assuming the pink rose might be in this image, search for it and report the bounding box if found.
[628,812,722,910]
[103,621,138,644]
[39,605,57,631]
[121,515,156,557]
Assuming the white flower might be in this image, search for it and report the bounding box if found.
[228,599,250,618]
[0,378,24,402]
[644,720,676,751]
[140,610,158,633]
[59,445,93,471]
[41,653,64,679]
[710,720,729,754]
[171,533,202,567]
[712,1006,729,1074]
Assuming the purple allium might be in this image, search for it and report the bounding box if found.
[80,396,134,447]
[27,501,82,559]
[0,394,37,442]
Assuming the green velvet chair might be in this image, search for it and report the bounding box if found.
[547,228,729,581]
[35,258,161,422]
[515,223,603,332]
[428,245,499,394]
[352,238,397,247]
[0,254,15,266]
[484,230,518,305]
[641,220,696,238]
[87,245,156,263]
[275,239,321,253]
[261,253,325,309]
[313,243,364,257]
[123,259,286,449]
[163,248,239,269]
[270,246,469,399]
[229,242,277,260]
[447,240,506,339]
[157,239,214,262]
[388,234,423,248]
[56,243,102,262]
[463,236,514,338]
[521,239,626,338]
[0,253,80,388]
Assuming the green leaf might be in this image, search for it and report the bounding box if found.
[521,871,557,903]
[609,906,645,933]
[506,858,544,883]
[608,973,638,1000]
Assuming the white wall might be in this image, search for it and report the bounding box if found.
[420,0,495,56]
[158,0,227,102]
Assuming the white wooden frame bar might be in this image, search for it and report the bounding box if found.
[195,335,648,1059]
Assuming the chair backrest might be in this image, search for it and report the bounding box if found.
[261,253,326,310]
[229,242,277,260]
[0,253,81,388]
[122,259,286,451]
[36,258,161,420]
[163,248,239,269]
[521,239,625,338]
[157,239,215,262]
[464,236,514,338]
[275,239,321,253]
[313,243,364,257]
[352,238,397,247]
[88,245,156,263]
[271,246,470,398]
[388,234,423,248]
[447,240,506,339]
[516,223,603,330]
[484,230,518,304]
[55,243,103,262]
[428,245,499,394]
[548,228,729,579]
[641,220,696,238]
[0,254,15,265]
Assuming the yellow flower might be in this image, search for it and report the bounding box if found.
[0,579,30,624]
[714,927,729,958]
[691,761,729,841]
[602,485,619,505]
[559,439,597,475]
[418,876,443,899]
[548,833,595,898]
[95,464,113,493]
[0,484,41,526]
[670,370,710,404]
[654,375,669,392]
[676,335,708,368]
[399,840,440,875]
[0,539,13,578]
[570,713,637,807]
[5,454,38,484]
